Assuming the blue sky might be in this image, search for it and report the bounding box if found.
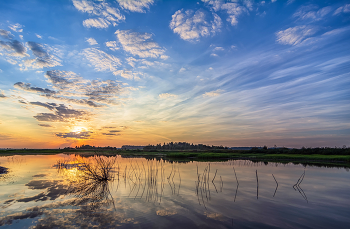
[0,0,349,148]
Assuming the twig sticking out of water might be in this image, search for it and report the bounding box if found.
[293,170,308,203]
[220,176,223,192]
[233,167,239,202]
[256,170,259,200]
[272,174,278,197]
[178,165,181,196]
[212,169,218,183]
[211,169,218,193]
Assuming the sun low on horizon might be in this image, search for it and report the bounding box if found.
[0,0,349,149]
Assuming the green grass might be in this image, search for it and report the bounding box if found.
[1,148,349,167]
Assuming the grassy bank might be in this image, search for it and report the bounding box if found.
[1,148,349,167]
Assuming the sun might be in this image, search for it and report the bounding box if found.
[71,126,86,133]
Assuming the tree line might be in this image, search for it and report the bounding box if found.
[143,142,227,151]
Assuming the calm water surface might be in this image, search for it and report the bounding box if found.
[0,154,349,228]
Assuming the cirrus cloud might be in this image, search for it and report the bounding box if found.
[276,25,317,45]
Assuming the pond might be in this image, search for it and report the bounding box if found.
[0,154,349,228]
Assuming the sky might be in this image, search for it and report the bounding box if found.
[0,0,349,149]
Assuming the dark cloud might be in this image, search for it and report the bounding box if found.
[85,80,120,103]
[27,41,50,61]
[45,70,72,90]
[38,124,52,127]
[102,129,121,136]
[0,93,6,98]
[26,180,57,189]
[53,97,104,108]
[18,100,27,104]
[44,70,116,108]
[19,179,68,202]
[17,192,47,203]
[34,104,89,122]
[102,133,118,136]
[14,82,56,95]
[56,131,92,139]
[102,126,117,129]
[32,174,47,178]
[30,101,57,110]
[0,29,13,39]
[0,40,26,56]
[0,166,8,174]
[17,183,67,203]
[3,199,15,204]
[25,41,61,68]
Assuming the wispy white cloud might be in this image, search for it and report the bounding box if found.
[159,93,177,99]
[73,0,125,28]
[126,57,160,69]
[8,23,23,33]
[213,46,224,51]
[36,34,43,39]
[293,5,332,21]
[268,65,311,79]
[113,69,142,80]
[210,53,218,57]
[221,3,247,25]
[170,9,222,41]
[116,0,154,13]
[203,89,224,97]
[276,25,317,45]
[86,37,98,45]
[83,18,111,28]
[105,41,119,51]
[82,48,121,72]
[179,67,186,73]
[116,30,168,59]
[333,4,350,15]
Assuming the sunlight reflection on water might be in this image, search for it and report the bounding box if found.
[0,154,349,228]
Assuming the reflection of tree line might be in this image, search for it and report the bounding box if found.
[194,163,308,209]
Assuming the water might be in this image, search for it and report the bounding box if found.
[0,154,349,228]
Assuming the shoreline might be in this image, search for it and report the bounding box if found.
[0,148,349,168]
